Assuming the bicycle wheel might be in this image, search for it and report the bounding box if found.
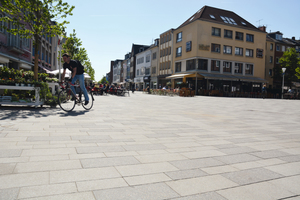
[82,92,94,110]
[58,89,75,112]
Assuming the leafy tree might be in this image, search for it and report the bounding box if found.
[99,76,108,84]
[0,0,74,80]
[62,29,95,80]
[279,48,300,87]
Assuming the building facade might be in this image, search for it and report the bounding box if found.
[112,59,122,84]
[159,29,174,88]
[150,39,160,89]
[171,6,267,93]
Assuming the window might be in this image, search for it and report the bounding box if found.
[234,63,243,74]
[276,45,280,51]
[211,60,220,72]
[176,32,182,42]
[186,41,192,52]
[269,69,272,76]
[152,67,156,74]
[210,14,215,19]
[145,68,150,75]
[32,46,35,57]
[211,43,220,53]
[245,49,253,57]
[282,46,285,52]
[176,47,182,57]
[270,43,273,50]
[224,45,232,54]
[0,13,4,33]
[175,62,181,72]
[152,52,156,60]
[212,27,221,36]
[223,61,232,73]
[186,59,196,71]
[198,59,208,70]
[246,34,254,42]
[169,47,171,55]
[241,21,247,26]
[224,30,232,38]
[235,32,243,40]
[276,34,282,40]
[137,69,139,76]
[137,57,144,64]
[146,55,150,63]
[276,57,279,64]
[168,61,171,69]
[270,56,273,63]
[245,64,253,75]
[256,48,263,58]
[235,47,243,56]
[220,16,237,25]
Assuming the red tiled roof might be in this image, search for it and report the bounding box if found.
[177,5,261,32]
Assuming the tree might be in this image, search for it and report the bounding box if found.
[0,0,74,80]
[279,48,300,87]
[99,76,108,84]
[62,29,95,80]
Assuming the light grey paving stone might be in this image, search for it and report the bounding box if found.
[124,173,172,186]
[21,148,76,156]
[0,188,19,200]
[165,169,208,180]
[0,149,22,158]
[122,144,167,151]
[81,156,140,168]
[218,146,258,155]
[251,150,291,159]
[265,161,300,176]
[268,175,300,194]
[169,158,224,170]
[222,168,283,185]
[71,135,112,140]
[227,138,260,143]
[76,177,128,192]
[18,183,77,199]
[26,136,71,141]
[166,175,238,196]
[279,155,300,162]
[217,181,295,200]
[76,146,125,154]
[24,191,96,200]
[0,172,49,189]
[171,192,227,200]
[50,167,121,184]
[93,183,179,200]
[0,163,15,175]
[214,153,260,164]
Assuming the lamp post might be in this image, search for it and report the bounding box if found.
[282,67,286,99]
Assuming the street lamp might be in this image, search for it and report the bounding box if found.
[282,67,286,99]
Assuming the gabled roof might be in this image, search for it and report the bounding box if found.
[177,5,260,32]
[131,44,150,56]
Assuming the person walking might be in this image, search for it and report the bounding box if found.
[262,84,267,99]
[61,53,89,105]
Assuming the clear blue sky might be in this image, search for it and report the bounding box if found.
[63,0,300,81]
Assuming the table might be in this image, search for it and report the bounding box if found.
[0,85,43,108]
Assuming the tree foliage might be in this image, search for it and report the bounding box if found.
[62,29,95,80]
[279,48,300,86]
[99,76,108,84]
[0,0,74,80]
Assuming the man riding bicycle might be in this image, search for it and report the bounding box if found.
[62,53,89,105]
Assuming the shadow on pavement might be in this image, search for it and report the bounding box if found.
[0,106,89,120]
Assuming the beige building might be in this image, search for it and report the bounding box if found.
[265,35,275,88]
[150,39,160,89]
[159,29,174,88]
[170,6,267,93]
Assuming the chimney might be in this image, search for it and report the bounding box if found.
[258,26,266,32]
[292,36,296,40]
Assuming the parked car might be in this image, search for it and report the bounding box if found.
[284,89,297,99]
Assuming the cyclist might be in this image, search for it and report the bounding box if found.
[61,53,89,105]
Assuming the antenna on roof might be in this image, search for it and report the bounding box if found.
[256,19,263,26]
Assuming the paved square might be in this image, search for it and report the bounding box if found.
[0,92,300,199]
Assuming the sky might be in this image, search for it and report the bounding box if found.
[62,0,300,81]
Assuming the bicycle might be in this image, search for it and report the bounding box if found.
[58,81,94,112]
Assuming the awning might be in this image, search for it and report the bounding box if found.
[0,56,9,63]
[19,63,32,70]
[39,64,53,73]
[166,74,190,79]
[199,73,239,81]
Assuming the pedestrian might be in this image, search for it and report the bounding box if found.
[262,84,267,99]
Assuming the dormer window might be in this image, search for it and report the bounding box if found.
[276,34,282,41]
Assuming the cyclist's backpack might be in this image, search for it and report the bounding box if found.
[75,60,85,74]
